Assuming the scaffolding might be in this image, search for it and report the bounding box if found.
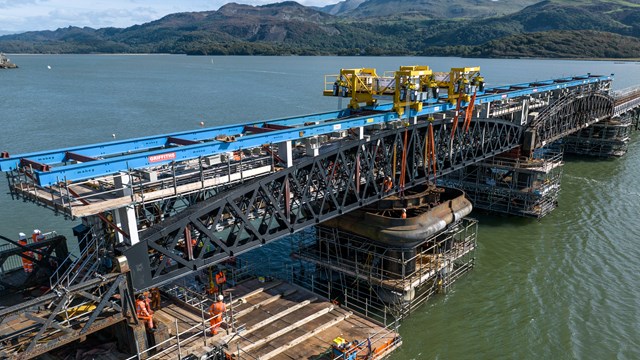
[563,115,633,157]
[440,146,563,218]
[291,218,477,323]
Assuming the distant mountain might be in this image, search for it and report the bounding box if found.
[343,0,540,19]
[1,0,640,58]
[317,0,366,16]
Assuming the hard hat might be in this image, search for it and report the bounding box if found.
[218,295,224,301]
[402,208,406,212]
[33,229,41,234]
[18,232,26,240]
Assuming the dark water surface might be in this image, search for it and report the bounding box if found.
[1,55,639,359]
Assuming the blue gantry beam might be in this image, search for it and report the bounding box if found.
[0,74,612,186]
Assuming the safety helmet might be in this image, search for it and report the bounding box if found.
[218,295,224,301]
[402,208,406,212]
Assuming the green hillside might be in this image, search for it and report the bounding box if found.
[1,0,640,59]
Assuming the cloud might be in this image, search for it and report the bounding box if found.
[0,0,341,33]
[0,0,48,9]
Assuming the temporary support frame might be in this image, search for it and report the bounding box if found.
[291,218,478,322]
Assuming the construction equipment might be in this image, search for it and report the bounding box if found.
[431,66,484,105]
[393,65,433,116]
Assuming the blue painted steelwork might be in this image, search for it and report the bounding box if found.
[0,74,612,187]
[0,108,353,171]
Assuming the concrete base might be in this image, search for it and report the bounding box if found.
[114,322,151,359]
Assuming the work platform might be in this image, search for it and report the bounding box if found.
[134,278,401,360]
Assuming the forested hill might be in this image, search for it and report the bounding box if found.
[1,0,640,59]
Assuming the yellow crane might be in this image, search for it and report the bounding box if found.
[431,67,484,105]
[323,65,485,115]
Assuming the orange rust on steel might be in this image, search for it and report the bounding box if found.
[65,186,130,239]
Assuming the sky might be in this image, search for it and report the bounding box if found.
[0,0,339,34]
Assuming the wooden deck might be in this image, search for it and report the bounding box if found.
[149,279,400,360]
[11,165,272,218]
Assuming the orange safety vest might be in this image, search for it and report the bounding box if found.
[209,301,226,316]
[383,179,392,191]
[32,231,45,260]
[19,239,33,273]
[136,300,150,318]
[215,271,226,285]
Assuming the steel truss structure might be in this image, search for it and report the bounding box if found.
[525,91,614,151]
[123,117,521,291]
[0,272,136,360]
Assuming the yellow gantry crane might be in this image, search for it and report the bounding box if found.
[431,67,484,105]
[323,65,485,116]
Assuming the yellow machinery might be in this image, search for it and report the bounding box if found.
[431,67,484,105]
[324,66,485,114]
[393,65,433,117]
[324,68,394,110]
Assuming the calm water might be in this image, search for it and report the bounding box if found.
[1,55,639,359]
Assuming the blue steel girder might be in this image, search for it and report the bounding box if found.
[527,91,615,150]
[0,74,612,187]
[123,117,523,291]
[0,108,352,171]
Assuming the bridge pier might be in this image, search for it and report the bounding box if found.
[564,115,633,157]
[441,145,563,218]
[291,186,477,320]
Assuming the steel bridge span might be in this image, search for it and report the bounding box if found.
[1,71,640,359]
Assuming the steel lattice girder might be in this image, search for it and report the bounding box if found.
[530,91,614,148]
[0,273,133,360]
[123,118,523,291]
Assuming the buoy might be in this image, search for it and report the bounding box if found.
[199,121,205,127]
[47,65,51,69]
[112,133,116,139]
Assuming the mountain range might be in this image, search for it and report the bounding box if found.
[1,0,640,58]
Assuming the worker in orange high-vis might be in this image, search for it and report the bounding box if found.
[150,288,161,311]
[136,294,155,331]
[18,232,33,273]
[383,176,393,193]
[209,295,226,335]
[401,208,407,219]
[143,291,154,315]
[32,229,45,260]
[215,270,227,295]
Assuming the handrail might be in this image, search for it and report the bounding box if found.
[49,225,100,290]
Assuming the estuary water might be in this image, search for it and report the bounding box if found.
[1,55,639,359]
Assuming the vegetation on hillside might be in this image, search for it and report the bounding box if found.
[1,0,640,59]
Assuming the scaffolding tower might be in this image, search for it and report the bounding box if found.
[291,218,477,323]
[440,146,563,218]
[563,115,633,157]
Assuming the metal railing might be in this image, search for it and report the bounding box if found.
[49,226,100,291]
